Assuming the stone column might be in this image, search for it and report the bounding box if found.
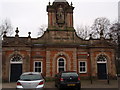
[73,49,77,71]
[46,51,51,77]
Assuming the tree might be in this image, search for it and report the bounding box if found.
[76,25,91,40]
[91,17,111,39]
[37,24,47,37]
[0,19,13,37]
[110,22,120,74]
[110,22,120,44]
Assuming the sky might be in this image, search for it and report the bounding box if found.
[0,0,119,38]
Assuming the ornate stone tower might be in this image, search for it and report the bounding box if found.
[47,0,74,31]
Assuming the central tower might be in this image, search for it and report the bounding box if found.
[47,0,74,31]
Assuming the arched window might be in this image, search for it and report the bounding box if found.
[10,55,22,63]
[97,55,107,63]
[58,57,66,73]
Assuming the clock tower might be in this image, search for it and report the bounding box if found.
[47,0,74,31]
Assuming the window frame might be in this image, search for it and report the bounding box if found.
[79,61,87,73]
[34,61,42,73]
[57,57,66,73]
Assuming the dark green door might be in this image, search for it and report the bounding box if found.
[10,64,22,82]
[97,63,107,79]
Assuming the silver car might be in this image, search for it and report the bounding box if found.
[16,72,45,89]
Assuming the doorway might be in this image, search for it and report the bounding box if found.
[97,63,107,79]
[10,55,22,82]
[10,64,22,82]
[97,55,107,79]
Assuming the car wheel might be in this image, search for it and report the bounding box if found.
[55,84,57,87]
[58,85,62,90]
[77,87,80,90]
[58,87,63,90]
[76,85,81,90]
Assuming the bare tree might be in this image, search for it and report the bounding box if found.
[0,19,13,37]
[110,22,120,74]
[110,22,120,44]
[38,24,47,37]
[76,25,91,40]
[91,17,111,39]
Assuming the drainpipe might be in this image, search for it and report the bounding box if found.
[89,50,92,84]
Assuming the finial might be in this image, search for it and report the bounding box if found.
[89,34,92,39]
[49,0,50,5]
[15,27,19,37]
[109,34,112,40]
[28,32,31,37]
[71,2,73,6]
[3,31,7,37]
[100,29,103,37]
[100,25,104,38]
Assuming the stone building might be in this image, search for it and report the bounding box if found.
[2,0,116,82]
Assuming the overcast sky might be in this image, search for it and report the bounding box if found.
[0,0,119,38]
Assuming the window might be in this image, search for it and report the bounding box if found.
[20,74,42,80]
[34,61,42,73]
[10,55,22,63]
[79,61,87,73]
[97,55,107,63]
[58,58,66,73]
[62,72,78,77]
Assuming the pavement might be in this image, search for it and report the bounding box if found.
[1,80,119,88]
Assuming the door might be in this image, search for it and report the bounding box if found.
[10,64,22,82]
[97,63,107,79]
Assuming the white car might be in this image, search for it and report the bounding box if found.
[16,72,45,89]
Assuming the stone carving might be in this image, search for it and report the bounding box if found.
[56,5,65,25]
[11,55,22,63]
[97,55,107,62]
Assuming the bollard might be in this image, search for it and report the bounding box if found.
[118,74,120,90]
[107,74,109,84]
[90,75,93,84]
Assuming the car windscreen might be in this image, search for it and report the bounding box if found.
[20,74,42,81]
[61,72,78,77]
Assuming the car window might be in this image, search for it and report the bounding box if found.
[61,72,78,77]
[20,74,43,81]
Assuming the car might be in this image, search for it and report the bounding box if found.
[16,72,45,89]
[55,71,81,90]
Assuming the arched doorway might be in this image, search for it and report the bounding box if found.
[97,55,107,79]
[57,57,66,73]
[10,55,22,82]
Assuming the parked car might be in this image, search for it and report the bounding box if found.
[16,72,45,89]
[55,71,81,90]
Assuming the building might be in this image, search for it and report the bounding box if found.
[2,0,116,82]
[119,1,120,23]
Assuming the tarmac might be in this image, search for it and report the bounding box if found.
[1,80,119,88]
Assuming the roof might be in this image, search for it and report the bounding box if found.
[54,0,67,2]
[60,71,77,73]
[22,72,41,75]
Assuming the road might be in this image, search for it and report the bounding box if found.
[1,88,119,90]
[1,80,119,90]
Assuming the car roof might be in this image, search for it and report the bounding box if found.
[61,71,77,73]
[58,71,78,74]
[21,72,41,75]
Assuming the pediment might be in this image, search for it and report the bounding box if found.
[2,37,31,46]
[90,40,114,48]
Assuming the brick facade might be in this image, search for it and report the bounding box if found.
[2,0,116,82]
